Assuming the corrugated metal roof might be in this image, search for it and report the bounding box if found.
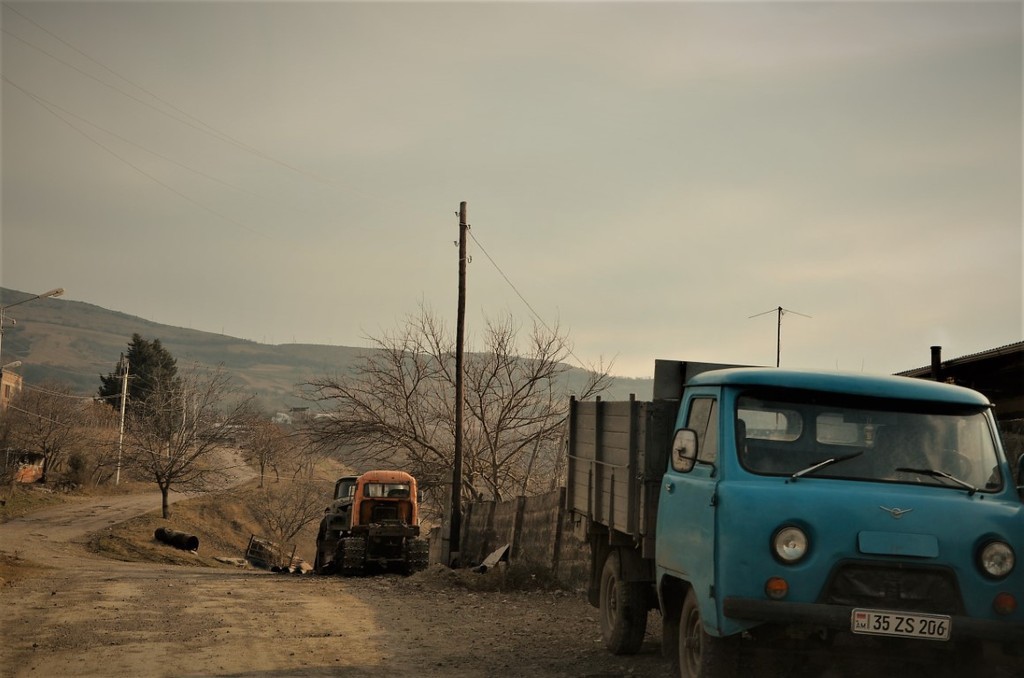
[896,341,1024,377]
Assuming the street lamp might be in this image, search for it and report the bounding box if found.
[0,287,64,363]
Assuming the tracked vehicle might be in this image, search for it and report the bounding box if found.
[315,470,429,575]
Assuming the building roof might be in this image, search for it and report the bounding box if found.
[897,341,1024,421]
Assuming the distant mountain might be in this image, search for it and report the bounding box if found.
[0,288,653,412]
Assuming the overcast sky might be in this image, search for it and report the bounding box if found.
[2,1,1021,378]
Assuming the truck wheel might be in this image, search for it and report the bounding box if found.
[599,550,647,655]
[678,588,738,678]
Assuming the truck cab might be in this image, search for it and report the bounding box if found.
[660,368,1023,676]
[314,474,359,573]
[316,470,429,575]
[567,361,1024,677]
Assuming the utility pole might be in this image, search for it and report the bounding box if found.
[450,201,468,564]
[116,354,129,485]
[749,306,812,367]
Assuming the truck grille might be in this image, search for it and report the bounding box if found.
[372,505,399,522]
[820,561,965,615]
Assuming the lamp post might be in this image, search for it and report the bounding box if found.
[0,288,64,363]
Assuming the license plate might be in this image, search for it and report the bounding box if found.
[851,609,951,641]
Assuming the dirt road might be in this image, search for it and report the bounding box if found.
[2,491,1022,678]
[0,488,670,678]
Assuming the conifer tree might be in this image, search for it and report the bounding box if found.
[98,333,179,415]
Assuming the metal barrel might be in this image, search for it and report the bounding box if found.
[154,527,200,551]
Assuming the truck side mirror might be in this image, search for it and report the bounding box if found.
[672,429,699,473]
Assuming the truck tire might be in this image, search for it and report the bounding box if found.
[599,550,647,655]
[678,587,738,678]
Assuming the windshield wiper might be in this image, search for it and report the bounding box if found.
[895,467,978,495]
[790,451,864,481]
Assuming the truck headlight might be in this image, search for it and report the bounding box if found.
[772,526,808,564]
[980,541,1015,579]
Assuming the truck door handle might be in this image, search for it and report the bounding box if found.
[665,482,675,494]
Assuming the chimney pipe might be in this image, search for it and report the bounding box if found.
[930,346,942,382]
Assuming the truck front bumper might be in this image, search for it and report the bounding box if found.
[723,597,1024,644]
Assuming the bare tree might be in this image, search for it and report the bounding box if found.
[462,315,608,499]
[245,418,287,487]
[4,380,87,481]
[247,474,326,548]
[76,400,121,485]
[302,306,610,516]
[123,363,254,518]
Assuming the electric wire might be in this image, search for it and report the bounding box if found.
[467,230,596,372]
[0,12,384,245]
[0,13,375,203]
[20,382,112,401]
[2,6,605,372]
[3,75,272,239]
[1,76,298,214]
[6,404,72,427]
[2,2,240,146]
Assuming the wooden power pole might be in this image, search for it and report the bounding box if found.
[450,201,468,562]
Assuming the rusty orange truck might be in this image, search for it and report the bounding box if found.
[314,470,429,575]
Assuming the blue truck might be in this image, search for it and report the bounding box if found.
[566,360,1024,677]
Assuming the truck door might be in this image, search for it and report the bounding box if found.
[658,392,720,603]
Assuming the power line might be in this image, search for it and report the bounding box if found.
[0,13,375,204]
[4,5,601,372]
[1,75,288,212]
[3,75,272,239]
[2,2,239,145]
[20,382,110,401]
[467,230,594,372]
[6,404,72,427]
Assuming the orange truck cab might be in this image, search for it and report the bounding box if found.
[315,470,429,575]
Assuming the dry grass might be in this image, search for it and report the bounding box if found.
[1,458,349,583]
[84,480,327,568]
[0,481,287,585]
[0,479,157,523]
[0,483,69,521]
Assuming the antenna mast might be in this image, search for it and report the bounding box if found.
[749,306,812,367]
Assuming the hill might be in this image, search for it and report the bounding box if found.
[0,287,653,412]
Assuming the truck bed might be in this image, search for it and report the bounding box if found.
[565,396,676,556]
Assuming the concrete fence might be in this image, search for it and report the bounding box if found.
[453,487,589,588]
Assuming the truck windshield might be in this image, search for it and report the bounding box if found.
[736,391,1003,492]
[363,483,411,498]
